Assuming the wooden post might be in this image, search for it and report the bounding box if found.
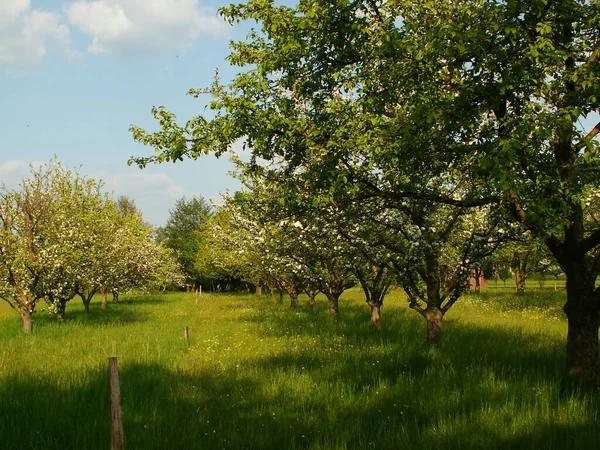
[108,357,125,450]
[184,326,189,345]
[195,288,199,309]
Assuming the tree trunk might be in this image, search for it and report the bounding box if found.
[327,294,339,318]
[565,312,600,380]
[474,268,481,294]
[102,289,108,308]
[512,252,527,295]
[422,252,445,347]
[57,302,66,320]
[255,284,262,296]
[515,269,526,295]
[369,303,381,330]
[278,290,284,305]
[112,291,119,303]
[290,291,298,309]
[80,293,92,313]
[21,310,33,334]
[359,272,387,330]
[308,293,316,310]
[425,306,444,348]
[563,270,600,380]
[269,286,274,301]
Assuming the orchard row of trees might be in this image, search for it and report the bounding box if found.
[206,177,562,338]
[0,161,184,333]
[131,0,600,380]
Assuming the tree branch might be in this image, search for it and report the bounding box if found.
[577,228,600,256]
[408,299,427,318]
[575,120,600,153]
[441,290,461,315]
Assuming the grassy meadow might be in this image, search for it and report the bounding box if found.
[1,284,599,449]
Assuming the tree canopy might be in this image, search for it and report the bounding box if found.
[131,0,600,379]
[156,196,213,289]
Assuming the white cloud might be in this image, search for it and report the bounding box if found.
[0,160,46,188]
[97,170,191,225]
[0,1,73,65]
[0,0,31,26]
[67,0,229,56]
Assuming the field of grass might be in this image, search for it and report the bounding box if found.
[1,286,598,449]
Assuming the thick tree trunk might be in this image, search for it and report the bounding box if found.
[565,312,600,380]
[278,290,284,305]
[425,306,444,348]
[83,299,90,313]
[101,289,108,308]
[21,310,33,334]
[369,303,381,330]
[563,269,600,380]
[255,284,262,296]
[269,286,274,301]
[514,269,526,295]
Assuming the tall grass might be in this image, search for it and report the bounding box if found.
[0,288,598,449]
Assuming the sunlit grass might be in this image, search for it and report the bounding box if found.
[0,287,598,449]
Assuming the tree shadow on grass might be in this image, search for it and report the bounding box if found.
[2,355,599,450]
[241,298,570,386]
[116,295,170,306]
[42,305,149,329]
[2,293,598,450]
[0,304,151,343]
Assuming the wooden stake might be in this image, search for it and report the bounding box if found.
[195,288,199,309]
[184,326,189,345]
[108,357,125,450]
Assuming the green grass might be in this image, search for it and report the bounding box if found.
[0,287,598,449]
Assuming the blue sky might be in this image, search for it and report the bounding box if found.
[1,0,246,226]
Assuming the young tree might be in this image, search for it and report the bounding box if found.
[0,168,54,332]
